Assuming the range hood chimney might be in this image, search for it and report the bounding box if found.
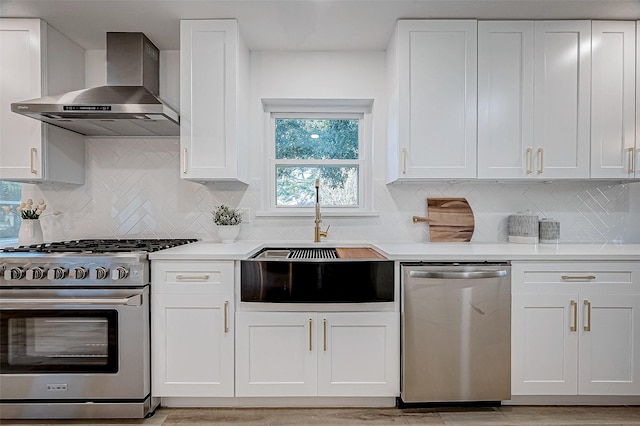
[11,32,179,137]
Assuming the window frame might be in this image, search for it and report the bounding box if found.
[260,99,374,217]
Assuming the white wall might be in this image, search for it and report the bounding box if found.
[20,49,639,244]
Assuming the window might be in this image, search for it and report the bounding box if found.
[0,181,21,243]
[263,99,373,215]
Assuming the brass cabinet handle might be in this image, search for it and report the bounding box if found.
[183,147,188,174]
[30,148,38,174]
[584,300,591,332]
[309,318,313,352]
[402,147,407,175]
[537,148,544,174]
[526,147,533,174]
[628,147,635,174]
[175,274,210,281]
[570,300,577,332]
[561,275,596,281]
[223,300,229,333]
[323,319,327,352]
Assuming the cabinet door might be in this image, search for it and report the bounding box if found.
[180,19,248,182]
[533,21,591,178]
[478,21,534,179]
[152,293,233,397]
[591,21,636,179]
[512,294,579,395]
[578,294,640,395]
[0,19,45,181]
[317,312,399,397]
[235,312,317,397]
[397,20,477,179]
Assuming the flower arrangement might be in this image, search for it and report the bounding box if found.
[211,205,243,226]
[2,198,62,220]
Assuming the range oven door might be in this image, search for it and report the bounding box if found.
[0,287,150,401]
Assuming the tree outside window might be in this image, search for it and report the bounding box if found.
[274,116,361,208]
[0,181,22,241]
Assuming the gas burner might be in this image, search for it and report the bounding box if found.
[1,239,198,254]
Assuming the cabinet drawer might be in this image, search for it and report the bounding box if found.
[152,261,234,293]
[513,262,640,294]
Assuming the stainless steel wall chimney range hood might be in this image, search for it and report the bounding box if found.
[11,32,179,137]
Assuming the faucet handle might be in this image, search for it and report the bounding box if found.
[319,224,330,238]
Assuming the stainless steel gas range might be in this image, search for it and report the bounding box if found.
[0,239,196,419]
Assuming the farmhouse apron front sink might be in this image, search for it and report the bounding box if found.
[240,247,394,303]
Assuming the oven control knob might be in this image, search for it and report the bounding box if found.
[111,266,129,280]
[47,267,68,280]
[26,267,47,280]
[70,267,88,280]
[5,267,25,280]
[95,266,109,280]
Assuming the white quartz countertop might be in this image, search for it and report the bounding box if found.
[148,240,640,262]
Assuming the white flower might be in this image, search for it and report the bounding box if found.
[35,209,42,215]
[1,206,10,213]
[52,211,62,216]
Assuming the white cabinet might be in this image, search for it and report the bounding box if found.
[387,20,477,182]
[151,261,234,397]
[591,21,637,179]
[236,311,399,397]
[533,21,591,179]
[478,21,534,179]
[478,21,591,179]
[512,262,640,396]
[0,18,85,184]
[179,19,249,183]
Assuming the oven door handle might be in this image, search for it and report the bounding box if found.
[0,294,143,307]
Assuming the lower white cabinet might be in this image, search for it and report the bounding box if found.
[151,261,234,397]
[235,311,399,397]
[511,262,640,396]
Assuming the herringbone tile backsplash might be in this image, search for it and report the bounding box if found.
[22,138,640,244]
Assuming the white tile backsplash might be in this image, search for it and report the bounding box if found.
[21,137,639,244]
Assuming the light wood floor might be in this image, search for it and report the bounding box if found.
[2,406,640,425]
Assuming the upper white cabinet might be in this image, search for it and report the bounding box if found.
[478,21,534,179]
[387,20,477,182]
[180,19,249,183]
[478,21,591,179]
[0,19,85,184]
[591,21,637,179]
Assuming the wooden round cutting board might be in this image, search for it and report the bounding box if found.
[412,198,475,242]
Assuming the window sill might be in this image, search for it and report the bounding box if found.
[255,210,379,218]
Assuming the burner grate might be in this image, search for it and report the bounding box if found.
[0,239,198,254]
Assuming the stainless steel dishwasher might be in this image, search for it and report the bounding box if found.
[400,263,511,404]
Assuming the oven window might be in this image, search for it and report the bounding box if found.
[0,310,118,374]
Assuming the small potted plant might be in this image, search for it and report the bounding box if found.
[211,205,243,243]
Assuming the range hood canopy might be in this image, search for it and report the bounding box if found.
[11,32,179,137]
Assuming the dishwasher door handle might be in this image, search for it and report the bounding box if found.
[408,270,508,280]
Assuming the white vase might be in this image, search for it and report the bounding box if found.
[217,224,240,243]
[18,219,44,246]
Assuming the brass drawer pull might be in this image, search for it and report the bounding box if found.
[309,318,313,352]
[323,319,327,352]
[30,148,38,174]
[183,147,188,174]
[223,300,229,333]
[570,300,577,332]
[583,300,591,332]
[628,147,634,174]
[561,275,596,281]
[402,147,407,175]
[526,147,533,174]
[175,274,210,281]
[537,147,544,174]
